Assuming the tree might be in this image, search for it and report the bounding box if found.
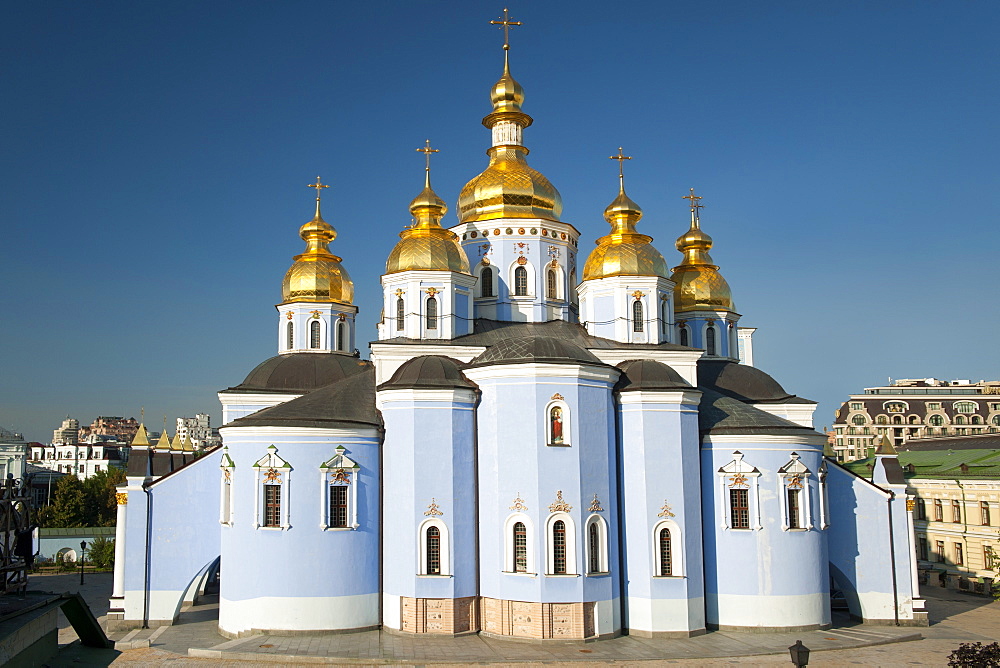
[88,536,115,569]
[83,467,126,526]
[48,475,88,527]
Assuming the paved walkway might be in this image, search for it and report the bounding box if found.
[32,572,1000,666]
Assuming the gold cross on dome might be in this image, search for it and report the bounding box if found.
[415,139,439,173]
[609,147,632,180]
[682,187,703,213]
[308,176,330,200]
[490,8,522,50]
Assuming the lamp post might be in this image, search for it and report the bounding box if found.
[79,540,87,585]
[788,639,810,667]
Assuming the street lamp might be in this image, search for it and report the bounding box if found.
[79,540,87,585]
[788,639,810,667]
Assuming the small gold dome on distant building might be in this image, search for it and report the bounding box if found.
[671,189,734,313]
[281,180,354,305]
[583,155,668,281]
[386,144,471,275]
[457,52,562,223]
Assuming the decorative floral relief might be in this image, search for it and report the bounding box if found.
[658,501,675,518]
[329,468,351,485]
[509,493,528,512]
[548,490,572,513]
[264,467,282,483]
[550,393,564,401]
[424,498,443,516]
[786,475,803,489]
[589,494,604,512]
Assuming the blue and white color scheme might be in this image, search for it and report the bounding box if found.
[110,21,927,640]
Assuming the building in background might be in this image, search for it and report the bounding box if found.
[0,426,28,481]
[78,416,140,444]
[51,417,79,445]
[28,440,128,479]
[176,414,221,449]
[845,433,1000,595]
[832,379,1000,462]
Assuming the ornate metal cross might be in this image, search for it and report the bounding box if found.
[308,176,330,200]
[490,8,522,50]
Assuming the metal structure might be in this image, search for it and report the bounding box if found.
[0,476,32,596]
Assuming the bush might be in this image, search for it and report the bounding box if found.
[949,642,1000,667]
[88,536,115,569]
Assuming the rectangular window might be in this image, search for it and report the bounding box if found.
[787,488,802,529]
[552,521,567,574]
[927,402,941,410]
[936,540,945,563]
[513,522,527,572]
[222,481,232,524]
[917,499,926,520]
[659,528,672,576]
[953,500,962,523]
[850,402,863,410]
[982,501,991,526]
[426,527,441,575]
[264,484,281,527]
[934,499,944,522]
[730,488,750,529]
[955,542,964,566]
[918,537,929,561]
[329,486,348,528]
[986,546,995,570]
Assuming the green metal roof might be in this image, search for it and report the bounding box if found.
[39,527,116,537]
[843,449,1000,481]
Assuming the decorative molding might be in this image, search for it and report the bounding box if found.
[658,501,675,518]
[285,311,293,320]
[395,288,405,297]
[337,313,347,321]
[425,287,439,296]
[906,499,916,512]
[550,393,564,401]
[632,290,646,299]
[116,492,128,506]
[510,493,528,512]
[589,494,603,512]
[264,467,282,483]
[548,490,572,513]
[517,255,528,265]
[310,310,322,319]
[424,498,443,516]
[728,473,749,488]
[328,468,351,484]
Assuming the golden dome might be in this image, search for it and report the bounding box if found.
[281,197,354,304]
[582,181,668,281]
[670,201,734,313]
[458,52,560,223]
[386,169,471,275]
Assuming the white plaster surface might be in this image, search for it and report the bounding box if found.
[382,593,401,630]
[707,592,830,628]
[628,596,705,633]
[219,593,379,634]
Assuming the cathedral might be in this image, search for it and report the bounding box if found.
[109,16,926,640]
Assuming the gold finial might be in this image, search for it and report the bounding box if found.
[491,8,522,51]
[416,139,440,187]
[308,176,330,201]
[682,187,704,226]
[609,147,632,186]
[140,406,144,422]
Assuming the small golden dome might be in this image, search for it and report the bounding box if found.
[582,181,668,281]
[670,198,734,313]
[490,55,525,114]
[458,146,562,223]
[386,171,471,275]
[281,197,354,304]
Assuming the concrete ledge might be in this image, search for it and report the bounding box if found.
[217,623,380,640]
[708,622,832,633]
[627,627,708,638]
[858,614,930,627]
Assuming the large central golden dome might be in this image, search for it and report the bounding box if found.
[281,198,354,304]
[457,53,562,224]
[583,181,668,281]
[386,169,471,275]
[670,205,734,313]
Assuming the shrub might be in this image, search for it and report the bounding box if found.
[948,642,1000,667]
[87,536,115,569]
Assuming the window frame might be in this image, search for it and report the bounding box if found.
[396,296,405,331]
[705,323,716,355]
[652,518,684,577]
[503,513,535,574]
[544,512,577,576]
[632,299,644,333]
[479,265,495,298]
[952,500,962,523]
[319,446,359,530]
[545,398,571,447]
[425,295,438,330]
[252,445,291,530]
[286,320,294,350]
[336,319,348,352]
[219,448,235,526]
[717,452,762,530]
[513,265,529,297]
[309,319,321,349]
[982,501,991,526]
[418,518,450,576]
[584,514,608,575]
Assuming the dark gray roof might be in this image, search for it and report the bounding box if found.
[229,369,382,430]
[698,389,820,437]
[615,359,692,392]
[697,359,815,404]
[898,433,1000,452]
[224,352,372,394]
[378,318,693,351]
[379,356,477,391]
[469,335,604,367]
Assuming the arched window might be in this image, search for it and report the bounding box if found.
[679,326,688,347]
[426,525,441,575]
[286,321,294,350]
[569,268,578,304]
[954,401,978,414]
[480,267,494,297]
[929,414,944,426]
[426,296,438,329]
[706,325,717,355]
[892,415,903,424]
[659,527,672,576]
[546,268,557,299]
[876,415,888,424]
[337,320,347,351]
[514,266,528,296]
[549,405,565,445]
[396,297,404,331]
[852,414,866,425]
[552,520,567,574]
[309,320,321,349]
[993,415,1000,426]
[972,415,983,425]
[588,522,600,573]
[661,301,669,338]
[513,521,527,573]
[955,415,966,425]
[632,300,644,332]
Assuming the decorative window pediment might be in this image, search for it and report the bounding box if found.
[219,446,235,525]
[716,451,762,530]
[253,445,291,474]
[778,452,813,531]
[253,445,291,530]
[319,446,359,530]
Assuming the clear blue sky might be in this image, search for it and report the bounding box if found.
[3,1,998,443]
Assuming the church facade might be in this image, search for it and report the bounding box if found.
[109,26,926,640]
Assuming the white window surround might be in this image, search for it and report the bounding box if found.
[336,319,348,352]
[509,259,535,299]
[219,447,235,526]
[717,451,762,531]
[319,446,359,530]
[818,460,830,530]
[475,264,497,300]
[777,452,813,531]
[652,518,684,577]
[309,319,322,349]
[585,514,609,575]
[418,518,451,576]
[253,445,291,530]
[503,512,535,575]
[545,263,565,302]
[544,398,571,447]
[544,512,578,576]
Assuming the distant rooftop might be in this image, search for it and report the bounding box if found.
[857,378,1000,396]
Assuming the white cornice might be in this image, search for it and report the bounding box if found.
[463,362,619,383]
[218,426,380,439]
[376,388,478,404]
[617,390,702,405]
[703,434,828,447]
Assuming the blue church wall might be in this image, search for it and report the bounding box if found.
[700,440,830,630]
[378,390,478,608]
[217,428,380,635]
[590,295,615,339]
[122,449,222,625]
[467,365,619,618]
[455,293,471,336]
[826,463,919,624]
[617,391,705,635]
